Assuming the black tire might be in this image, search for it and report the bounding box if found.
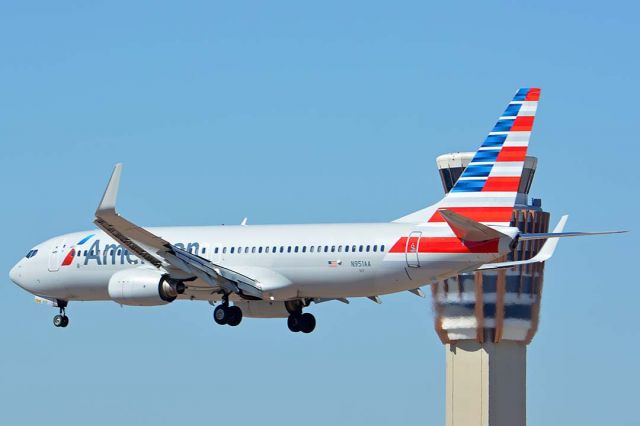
[53,315,64,327]
[213,305,228,325]
[300,313,316,334]
[226,306,243,327]
[61,316,69,328]
[287,314,302,332]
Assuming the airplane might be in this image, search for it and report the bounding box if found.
[8,88,625,333]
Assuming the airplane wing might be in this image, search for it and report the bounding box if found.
[94,164,263,299]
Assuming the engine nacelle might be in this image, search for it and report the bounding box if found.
[108,269,180,306]
[234,300,290,318]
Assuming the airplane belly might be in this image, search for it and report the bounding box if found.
[39,267,112,301]
[276,260,410,299]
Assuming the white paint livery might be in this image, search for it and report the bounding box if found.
[8,88,624,332]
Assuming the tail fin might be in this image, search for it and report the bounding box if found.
[394,87,541,225]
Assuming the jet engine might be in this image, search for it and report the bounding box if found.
[108,269,185,306]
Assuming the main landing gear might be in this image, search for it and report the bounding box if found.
[285,300,316,334]
[213,295,242,327]
[53,301,69,328]
[287,312,316,334]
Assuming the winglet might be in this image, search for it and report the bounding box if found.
[97,163,123,214]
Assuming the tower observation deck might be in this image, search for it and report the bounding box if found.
[433,152,550,426]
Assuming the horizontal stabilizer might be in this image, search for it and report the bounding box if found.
[477,215,568,270]
[438,209,508,242]
[519,230,627,241]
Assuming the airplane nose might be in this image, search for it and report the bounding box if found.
[9,263,24,287]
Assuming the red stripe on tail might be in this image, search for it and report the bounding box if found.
[525,88,541,101]
[428,207,513,223]
[496,146,527,162]
[482,177,520,192]
[511,116,535,131]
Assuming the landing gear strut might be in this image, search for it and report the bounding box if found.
[213,294,242,327]
[53,301,69,328]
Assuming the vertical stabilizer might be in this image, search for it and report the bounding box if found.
[394,88,541,226]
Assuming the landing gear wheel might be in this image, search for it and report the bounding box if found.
[226,306,243,327]
[53,315,69,328]
[287,314,302,333]
[53,315,64,327]
[213,305,228,325]
[300,313,316,334]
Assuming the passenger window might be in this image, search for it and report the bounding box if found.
[266,247,270,253]
[331,246,335,253]
[287,246,292,253]
[252,247,256,253]
[317,246,322,253]
[381,245,385,252]
[223,247,227,254]
[202,248,207,254]
[338,245,342,252]
[373,245,377,252]
[324,246,329,253]
[294,246,299,253]
[345,245,350,253]
[302,246,306,253]
[310,246,315,253]
[215,247,219,254]
[352,245,356,252]
[244,247,248,254]
[273,246,277,253]
[366,245,370,252]
[258,247,263,253]
[359,245,363,252]
[280,246,284,253]
[230,247,235,254]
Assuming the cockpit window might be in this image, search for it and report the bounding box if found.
[25,249,38,258]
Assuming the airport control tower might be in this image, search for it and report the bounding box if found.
[433,152,549,426]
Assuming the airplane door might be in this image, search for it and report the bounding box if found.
[405,231,421,268]
[47,239,67,272]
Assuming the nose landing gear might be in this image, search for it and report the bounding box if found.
[53,301,69,328]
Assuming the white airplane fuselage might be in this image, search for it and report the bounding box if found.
[10,222,513,304]
[11,87,565,331]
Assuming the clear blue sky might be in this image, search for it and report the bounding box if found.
[1,1,638,425]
